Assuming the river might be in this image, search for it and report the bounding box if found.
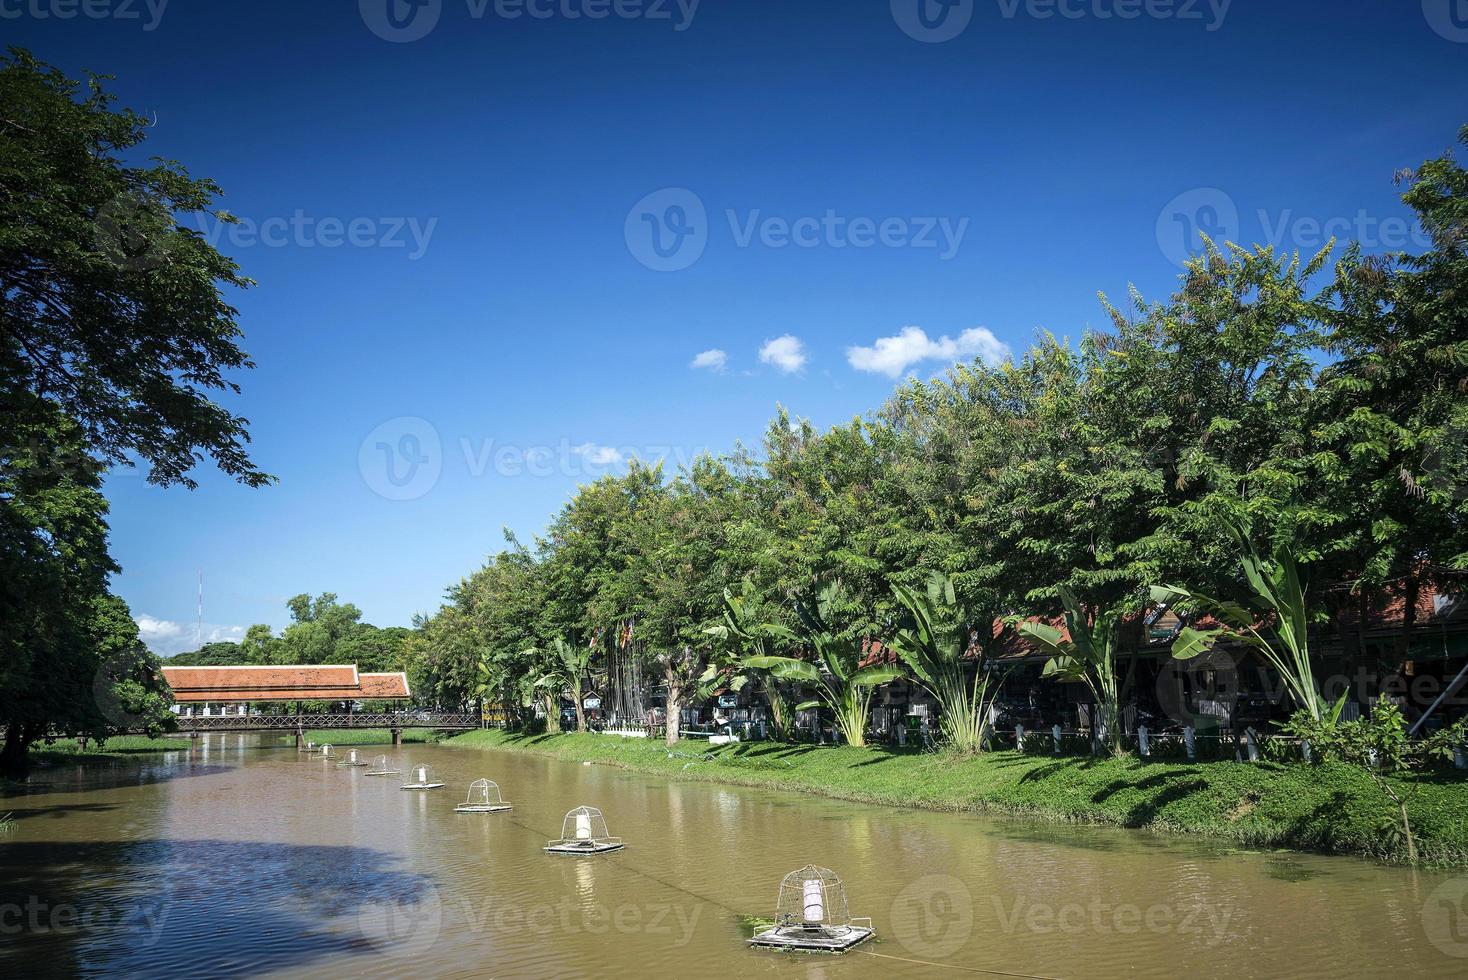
[0,735,1464,978]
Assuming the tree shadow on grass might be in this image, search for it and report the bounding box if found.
[0,839,439,977]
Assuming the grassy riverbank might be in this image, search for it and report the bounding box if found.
[24,735,191,766]
[444,729,1468,866]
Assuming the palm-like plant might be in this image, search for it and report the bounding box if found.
[531,638,594,733]
[1152,519,1337,723]
[1014,586,1124,756]
[889,572,1005,754]
[744,583,902,748]
[703,581,798,740]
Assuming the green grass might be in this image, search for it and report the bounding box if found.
[25,734,191,765]
[296,728,442,746]
[444,728,1468,867]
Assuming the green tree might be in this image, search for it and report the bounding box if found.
[888,572,1005,754]
[747,583,902,748]
[1014,587,1126,756]
[0,49,270,489]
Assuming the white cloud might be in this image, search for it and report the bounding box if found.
[135,615,244,656]
[759,334,807,373]
[846,326,1009,378]
[571,443,625,466]
[690,349,727,372]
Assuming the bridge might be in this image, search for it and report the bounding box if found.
[173,712,480,746]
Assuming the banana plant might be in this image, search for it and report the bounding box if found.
[1014,586,1124,756]
[702,580,798,740]
[1152,519,1339,723]
[889,572,1006,754]
[742,583,902,748]
[531,637,594,733]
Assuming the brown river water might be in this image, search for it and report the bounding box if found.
[1,735,1466,978]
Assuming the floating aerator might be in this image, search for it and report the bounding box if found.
[544,805,623,854]
[748,865,874,953]
[336,748,369,768]
[455,778,513,813]
[363,755,400,776]
[400,763,444,790]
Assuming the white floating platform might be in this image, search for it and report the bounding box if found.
[455,803,513,813]
[749,926,874,954]
[400,783,445,790]
[364,770,400,777]
[544,840,625,855]
[337,761,369,767]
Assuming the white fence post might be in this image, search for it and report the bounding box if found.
[1244,728,1260,762]
[1184,726,1196,760]
[1052,724,1062,755]
[1301,739,1312,763]
[1138,726,1149,758]
[1015,724,1025,753]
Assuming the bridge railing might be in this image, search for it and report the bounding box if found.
[172,713,479,732]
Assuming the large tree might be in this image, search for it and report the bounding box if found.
[0,49,270,488]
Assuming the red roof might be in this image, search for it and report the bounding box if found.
[160,665,409,702]
[359,672,412,699]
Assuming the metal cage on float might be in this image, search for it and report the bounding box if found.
[400,763,444,790]
[319,743,333,757]
[364,755,400,776]
[748,865,874,953]
[544,805,624,853]
[455,778,512,813]
[337,748,369,767]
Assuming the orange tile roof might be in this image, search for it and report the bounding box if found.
[359,672,411,699]
[160,665,410,702]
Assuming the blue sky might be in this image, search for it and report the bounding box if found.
[8,0,1466,653]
